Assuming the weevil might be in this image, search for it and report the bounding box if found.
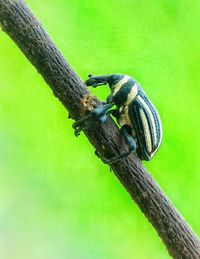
[72,74,162,163]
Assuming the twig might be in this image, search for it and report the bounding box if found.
[0,0,199,258]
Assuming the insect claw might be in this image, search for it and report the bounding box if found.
[95,150,110,164]
[74,128,81,137]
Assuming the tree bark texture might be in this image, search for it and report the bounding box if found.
[0,1,200,258]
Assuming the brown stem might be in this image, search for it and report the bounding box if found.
[0,0,199,258]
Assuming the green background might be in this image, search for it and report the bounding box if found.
[0,0,200,258]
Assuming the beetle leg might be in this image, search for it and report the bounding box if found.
[72,102,115,136]
[74,114,109,137]
[106,109,119,118]
[110,125,137,163]
[96,125,137,164]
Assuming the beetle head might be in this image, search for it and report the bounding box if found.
[85,74,107,88]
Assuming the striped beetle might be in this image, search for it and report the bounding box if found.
[73,74,162,163]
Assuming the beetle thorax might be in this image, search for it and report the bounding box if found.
[111,75,138,107]
[111,75,130,96]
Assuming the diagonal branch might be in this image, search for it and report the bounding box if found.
[0,0,199,258]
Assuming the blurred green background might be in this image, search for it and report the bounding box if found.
[0,0,200,258]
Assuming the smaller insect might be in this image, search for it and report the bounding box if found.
[73,74,162,163]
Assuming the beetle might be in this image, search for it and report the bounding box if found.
[72,74,162,163]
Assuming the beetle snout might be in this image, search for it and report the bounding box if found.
[85,78,95,86]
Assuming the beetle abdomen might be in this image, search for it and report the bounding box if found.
[129,90,162,160]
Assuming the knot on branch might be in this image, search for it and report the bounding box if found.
[80,93,99,115]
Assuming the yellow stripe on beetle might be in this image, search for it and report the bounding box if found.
[137,96,158,145]
[139,108,152,153]
[125,84,138,105]
[112,75,130,96]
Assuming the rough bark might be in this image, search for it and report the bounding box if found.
[0,0,199,258]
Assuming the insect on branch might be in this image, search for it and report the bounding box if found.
[0,0,200,258]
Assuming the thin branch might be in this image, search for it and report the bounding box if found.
[0,1,199,258]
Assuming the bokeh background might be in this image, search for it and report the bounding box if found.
[0,0,200,258]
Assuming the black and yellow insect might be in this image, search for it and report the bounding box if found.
[73,74,162,163]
